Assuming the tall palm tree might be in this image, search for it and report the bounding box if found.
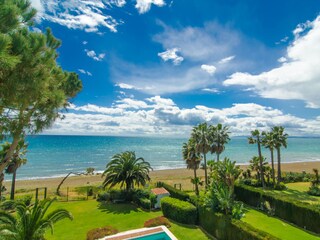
[102,151,152,192]
[210,124,230,161]
[248,130,265,188]
[191,122,211,187]
[183,139,202,195]
[5,138,27,200]
[272,126,288,183]
[262,131,276,184]
[0,198,73,240]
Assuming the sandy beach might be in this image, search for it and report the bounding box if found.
[4,161,320,192]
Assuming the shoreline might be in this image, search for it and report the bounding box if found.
[3,160,320,192]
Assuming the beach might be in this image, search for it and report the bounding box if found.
[5,161,320,192]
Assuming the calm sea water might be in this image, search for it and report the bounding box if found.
[6,135,320,180]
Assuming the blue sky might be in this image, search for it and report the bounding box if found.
[30,0,320,137]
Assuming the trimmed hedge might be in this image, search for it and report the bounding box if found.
[156,182,190,201]
[198,207,279,240]
[234,184,320,234]
[161,197,197,224]
[144,216,171,228]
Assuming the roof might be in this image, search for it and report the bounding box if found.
[151,187,169,195]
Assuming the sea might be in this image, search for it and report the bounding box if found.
[4,135,320,180]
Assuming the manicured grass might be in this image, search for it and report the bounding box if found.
[45,200,211,240]
[242,207,320,240]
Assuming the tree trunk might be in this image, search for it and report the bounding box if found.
[217,139,220,162]
[204,153,208,187]
[0,173,4,199]
[277,147,281,183]
[270,148,275,185]
[10,169,17,200]
[56,172,82,195]
[193,167,199,196]
[257,140,265,188]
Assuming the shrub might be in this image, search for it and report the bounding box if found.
[274,182,287,191]
[234,183,320,234]
[138,197,151,210]
[87,226,118,240]
[308,185,320,196]
[17,195,32,206]
[144,216,171,228]
[97,192,110,202]
[156,182,189,201]
[282,171,313,183]
[161,197,197,224]
[0,200,16,211]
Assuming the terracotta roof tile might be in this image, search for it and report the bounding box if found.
[151,187,169,195]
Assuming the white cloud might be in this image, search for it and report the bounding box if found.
[135,0,165,14]
[78,69,92,76]
[82,41,88,45]
[47,98,320,136]
[202,88,220,94]
[158,48,184,65]
[224,15,320,108]
[219,55,235,64]
[115,83,140,90]
[201,64,216,75]
[277,57,287,63]
[85,49,105,61]
[31,0,122,33]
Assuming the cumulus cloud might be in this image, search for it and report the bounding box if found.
[201,64,216,75]
[85,49,105,61]
[224,15,320,108]
[202,88,220,93]
[48,97,320,136]
[135,0,165,14]
[158,48,184,65]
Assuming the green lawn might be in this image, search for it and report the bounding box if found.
[242,207,320,240]
[45,200,212,240]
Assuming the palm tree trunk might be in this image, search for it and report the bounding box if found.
[217,141,220,162]
[10,169,17,200]
[270,149,275,185]
[258,141,265,188]
[277,147,281,183]
[0,173,3,199]
[193,167,199,196]
[204,153,208,187]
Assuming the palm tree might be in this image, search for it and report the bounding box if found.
[248,130,265,188]
[183,139,202,195]
[5,138,27,200]
[272,126,288,183]
[210,124,230,161]
[262,131,276,184]
[191,122,211,187]
[102,151,152,192]
[0,198,73,240]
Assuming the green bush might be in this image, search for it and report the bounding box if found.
[144,216,171,228]
[138,197,151,210]
[17,195,32,206]
[274,182,287,191]
[156,182,189,201]
[308,185,320,196]
[282,171,313,183]
[198,207,279,240]
[161,197,197,224]
[86,226,118,240]
[234,184,320,234]
[97,191,110,202]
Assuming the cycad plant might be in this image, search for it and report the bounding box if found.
[0,198,73,240]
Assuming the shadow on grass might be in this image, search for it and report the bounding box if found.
[98,202,139,215]
[283,188,320,202]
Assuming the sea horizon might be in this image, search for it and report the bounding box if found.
[3,135,320,181]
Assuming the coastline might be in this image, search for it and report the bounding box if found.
[4,160,320,191]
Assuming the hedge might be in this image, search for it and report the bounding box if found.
[198,207,280,240]
[161,197,197,224]
[234,184,320,234]
[156,182,190,201]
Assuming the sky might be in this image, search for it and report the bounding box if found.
[30,0,320,137]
